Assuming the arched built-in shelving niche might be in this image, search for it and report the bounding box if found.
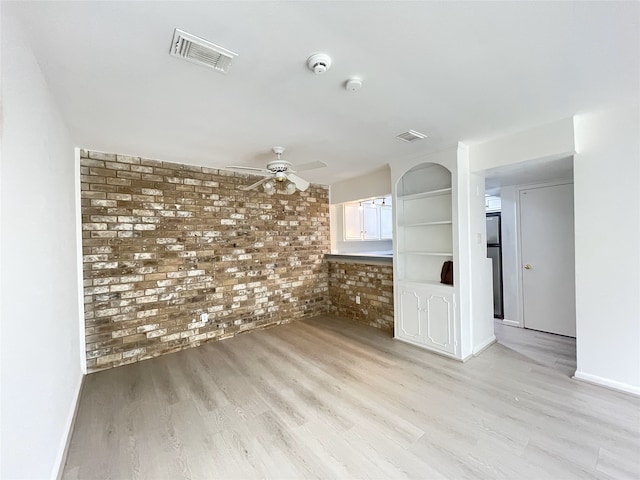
[394,162,459,358]
[396,163,453,286]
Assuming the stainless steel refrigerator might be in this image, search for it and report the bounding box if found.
[486,213,503,319]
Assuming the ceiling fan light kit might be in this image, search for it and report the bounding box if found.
[285,182,297,195]
[263,180,275,194]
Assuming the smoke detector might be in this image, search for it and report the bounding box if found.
[170,28,238,73]
[307,53,332,74]
[345,77,363,91]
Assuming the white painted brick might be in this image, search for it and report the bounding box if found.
[134,224,156,231]
[146,329,167,339]
[137,324,159,333]
[123,348,146,358]
[161,333,181,342]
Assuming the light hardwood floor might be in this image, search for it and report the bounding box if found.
[63,315,640,479]
[493,320,577,377]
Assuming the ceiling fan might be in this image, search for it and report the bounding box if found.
[226,147,327,194]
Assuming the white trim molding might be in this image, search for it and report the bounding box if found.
[54,374,85,480]
[473,335,497,356]
[75,147,87,374]
[501,319,520,328]
[573,371,640,397]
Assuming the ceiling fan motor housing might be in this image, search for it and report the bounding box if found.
[267,160,292,172]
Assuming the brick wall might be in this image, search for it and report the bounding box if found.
[327,260,394,332]
[80,150,330,372]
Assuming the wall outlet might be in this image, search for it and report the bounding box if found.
[200,312,209,323]
[355,295,361,304]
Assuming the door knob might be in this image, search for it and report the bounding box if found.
[524,264,532,270]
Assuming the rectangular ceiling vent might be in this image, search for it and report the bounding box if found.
[170,28,238,73]
[396,130,428,143]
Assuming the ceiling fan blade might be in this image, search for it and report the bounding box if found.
[287,173,310,192]
[241,177,271,191]
[225,165,271,175]
[292,161,327,172]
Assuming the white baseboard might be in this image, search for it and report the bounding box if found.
[473,335,497,355]
[501,319,521,327]
[573,371,640,397]
[394,337,466,362]
[53,374,85,480]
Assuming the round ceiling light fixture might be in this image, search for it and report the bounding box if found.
[307,53,332,74]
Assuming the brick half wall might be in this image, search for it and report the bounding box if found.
[80,150,330,372]
[327,260,394,332]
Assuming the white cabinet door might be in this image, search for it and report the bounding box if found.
[362,204,379,240]
[344,204,362,240]
[380,205,393,239]
[395,282,457,356]
[423,291,456,355]
[397,287,422,342]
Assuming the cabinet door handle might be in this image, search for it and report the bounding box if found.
[524,264,532,270]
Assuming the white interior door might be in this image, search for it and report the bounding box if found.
[519,183,576,337]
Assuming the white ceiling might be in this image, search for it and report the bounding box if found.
[6,1,639,185]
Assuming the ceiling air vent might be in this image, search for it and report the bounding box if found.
[396,130,427,143]
[170,28,238,73]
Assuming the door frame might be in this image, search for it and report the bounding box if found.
[516,179,574,330]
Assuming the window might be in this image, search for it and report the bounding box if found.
[343,197,392,241]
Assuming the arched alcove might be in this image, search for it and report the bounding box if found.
[395,162,453,284]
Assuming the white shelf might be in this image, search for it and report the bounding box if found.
[397,188,452,201]
[400,251,453,257]
[398,279,454,290]
[400,220,452,227]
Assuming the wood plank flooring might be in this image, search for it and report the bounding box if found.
[493,320,577,377]
[63,315,640,479]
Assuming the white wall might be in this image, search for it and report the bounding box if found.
[330,165,391,205]
[573,104,640,394]
[470,117,575,173]
[456,145,495,357]
[469,172,495,354]
[499,186,521,326]
[1,11,83,479]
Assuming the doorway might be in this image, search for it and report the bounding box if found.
[483,156,576,374]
